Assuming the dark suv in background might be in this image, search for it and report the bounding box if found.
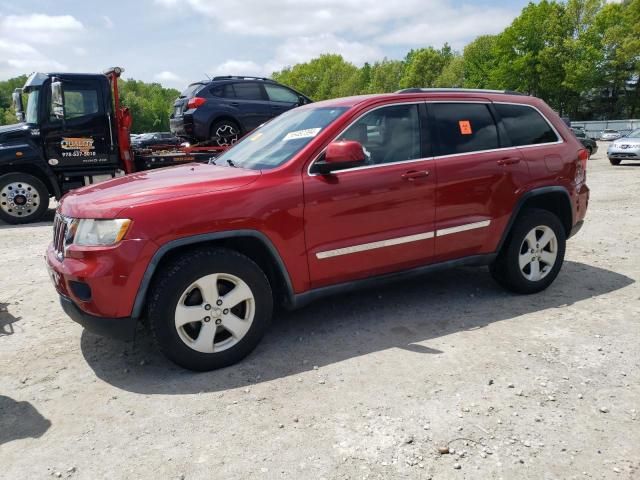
[170,76,312,145]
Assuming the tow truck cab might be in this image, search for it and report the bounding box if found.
[0,70,130,223]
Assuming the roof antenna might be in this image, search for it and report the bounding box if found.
[204,73,211,80]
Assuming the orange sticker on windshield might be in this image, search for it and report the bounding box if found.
[459,120,472,135]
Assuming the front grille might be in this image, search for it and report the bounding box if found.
[610,152,638,158]
[52,214,68,258]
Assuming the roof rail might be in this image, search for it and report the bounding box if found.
[395,88,527,96]
[211,75,275,82]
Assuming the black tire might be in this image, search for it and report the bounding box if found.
[586,146,593,157]
[147,247,273,371]
[0,173,49,224]
[490,209,566,294]
[210,120,240,147]
[609,158,621,166]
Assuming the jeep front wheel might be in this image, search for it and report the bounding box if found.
[490,209,566,294]
[147,248,273,371]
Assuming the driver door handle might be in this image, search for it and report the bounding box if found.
[401,170,430,181]
[497,157,521,166]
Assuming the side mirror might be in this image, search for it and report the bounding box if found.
[11,88,24,122]
[12,89,24,122]
[313,140,366,174]
[51,79,65,119]
[297,95,307,106]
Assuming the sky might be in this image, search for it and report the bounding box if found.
[0,0,539,90]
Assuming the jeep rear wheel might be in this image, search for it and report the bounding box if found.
[490,209,566,294]
[0,173,49,224]
[147,248,273,371]
[210,120,240,147]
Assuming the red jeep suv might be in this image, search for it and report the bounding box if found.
[46,89,589,371]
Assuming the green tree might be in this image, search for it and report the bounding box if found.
[272,54,360,100]
[400,45,453,89]
[462,35,500,88]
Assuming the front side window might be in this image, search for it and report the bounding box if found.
[62,88,99,119]
[232,82,265,101]
[215,106,348,170]
[265,84,299,103]
[336,104,421,165]
[25,89,39,124]
[431,103,499,156]
[495,103,558,146]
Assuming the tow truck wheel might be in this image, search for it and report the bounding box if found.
[0,173,49,224]
[210,120,240,147]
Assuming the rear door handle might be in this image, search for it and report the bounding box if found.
[230,102,240,107]
[497,157,521,166]
[401,170,430,181]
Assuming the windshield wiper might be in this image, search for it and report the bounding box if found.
[226,159,237,168]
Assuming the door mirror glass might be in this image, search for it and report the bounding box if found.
[51,80,65,119]
[315,141,366,174]
[12,89,24,122]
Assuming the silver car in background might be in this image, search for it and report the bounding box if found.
[600,129,623,141]
[607,129,640,165]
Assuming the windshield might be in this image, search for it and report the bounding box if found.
[625,129,640,138]
[25,89,39,124]
[215,106,348,170]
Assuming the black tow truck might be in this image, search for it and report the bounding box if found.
[0,67,225,224]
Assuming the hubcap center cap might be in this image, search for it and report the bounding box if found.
[14,195,27,205]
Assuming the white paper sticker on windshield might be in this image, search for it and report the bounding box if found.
[282,128,321,142]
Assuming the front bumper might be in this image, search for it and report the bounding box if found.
[59,294,136,341]
[608,148,640,161]
[46,238,155,318]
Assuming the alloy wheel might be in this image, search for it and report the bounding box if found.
[518,225,558,282]
[214,124,239,147]
[174,273,255,353]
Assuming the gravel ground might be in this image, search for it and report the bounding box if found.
[1,143,639,479]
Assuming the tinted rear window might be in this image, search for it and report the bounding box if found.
[233,82,265,101]
[211,84,235,98]
[495,103,558,146]
[181,83,204,98]
[431,103,499,155]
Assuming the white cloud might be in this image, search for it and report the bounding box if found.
[211,34,384,78]
[271,34,383,69]
[155,0,517,46]
[0,38,67,78]
[154,70,186,86]
[0,14,84,44]
[211,60,265,77]
[103,15,114,29]
[379,6,516,48]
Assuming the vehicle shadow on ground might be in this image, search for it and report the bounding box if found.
[0,208,55,229]
[0,396,51,445]
[81,261,634,394]
[0,302,21,336]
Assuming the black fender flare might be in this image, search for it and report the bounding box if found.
[496,186,573,253]
[130,230,295,319]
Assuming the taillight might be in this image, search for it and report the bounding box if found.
[578,148,589,169]
[576,148,589,183]
[187,97,206,109]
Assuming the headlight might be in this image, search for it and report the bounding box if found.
[68,218,132,247]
